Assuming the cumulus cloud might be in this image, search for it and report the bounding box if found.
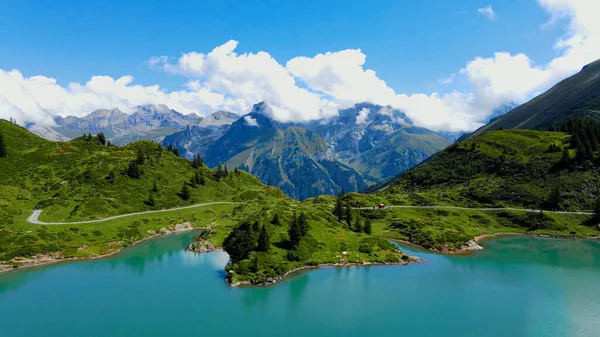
[355,108,370,125]
[1,0,597,133]
[244,115,259,127]
[0,69,241,127]
[478,5,496,20]
[150,40,339,123]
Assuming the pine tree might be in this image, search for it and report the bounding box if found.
[353,214,362,232]
[173,148,180,157]
[126,161,141,178]
[257,225,270,251]
[136,148,145,165]
[167,143,173,152]
[363,218,372,234]
[561,147,570,166]
[234,167,240,175]
[190,174,198,187]
[152,181,158,192]
[179,182,190,200]
[288,211,302,247]
[97,132,106,146]
[298,212,309,237]
[146,192,155,206]
[0,131,7,158]
[106,171,115,184]
[87,132,92,140]
[345,200,353,227]
[157,143,163,152]
[333,189,345,221]
[270,213,281,226]
[107,141,112,147]
[547,185,562,211]
[594,197,600,217]
[195,170,205,185]
[224,165,229,176]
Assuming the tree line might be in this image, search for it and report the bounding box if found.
[332,190,372,234]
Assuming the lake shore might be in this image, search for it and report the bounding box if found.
[228,258,419,288]
[388,232,600,256]
[0,226,197,275]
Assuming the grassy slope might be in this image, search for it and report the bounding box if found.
[0,121,406,280]
[344,130,600,251]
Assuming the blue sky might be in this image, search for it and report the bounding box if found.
[0,0,598,131]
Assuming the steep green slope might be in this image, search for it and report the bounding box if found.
[347,128,600,252]
[0,120,276,223]
[474,59,600,134]
[386,129,599,210]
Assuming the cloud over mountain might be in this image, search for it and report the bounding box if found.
[0,0,597,133]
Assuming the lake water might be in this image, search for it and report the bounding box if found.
[1,233,599,337]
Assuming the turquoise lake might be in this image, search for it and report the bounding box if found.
[1,233,599,337]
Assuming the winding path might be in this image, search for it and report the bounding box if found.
[353,205,595,215]
[26,202,242,225]
[26,202,594,226]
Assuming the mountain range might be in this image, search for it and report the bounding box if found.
[33,104,201,145]
[25,100,520,200]
[160,102,452,199]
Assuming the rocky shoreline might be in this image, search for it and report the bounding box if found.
[0,221,196,274]
[228,257,421,288]
[390,232,600,256]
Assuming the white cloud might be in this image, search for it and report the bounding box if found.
[478,5,496,20]
[244,115,259,127]
[1,0,598,133]
[355,108,370,125]
[151,40,339,123]
[0,69,240,127]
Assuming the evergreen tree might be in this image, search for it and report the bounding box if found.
[157,143,163,152]
[224,165,229,176]
[173,148,180,157]
[190,174,198,187]
[126,160,141,178]
[594,197,600,217]
[288,211,302,247]
[353,214,362,232]
[0,131,7,158]
[561,147,570,165]
[345,199,353,227]
[107,141,112,147]
[547,185,562,211]
[298,212,309,237]
[146,192,155,207]
[257,225,270,251]
[234,167,240,175]
[270,213,281,226]
[223,221,257,263]
[333,189,345,221]
[97,132,106,146]
[152,181,158,192]
[178,182,190,200]
[167,143,173,152]
[136,148,145,165]
[195,170,205,185]
[363,218,372,234]
[87,132,92,140]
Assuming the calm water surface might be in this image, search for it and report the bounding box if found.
[1,232,599,337]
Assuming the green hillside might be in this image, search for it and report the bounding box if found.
[474,59,600,134]
[346,126,600,252]
[0,120,407,283]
